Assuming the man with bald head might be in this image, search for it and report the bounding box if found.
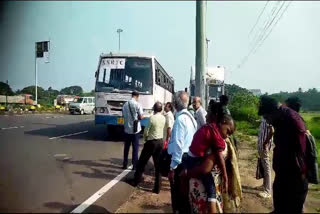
[192,96,207,129]
[133,101,166,194]
[168,91,197,213]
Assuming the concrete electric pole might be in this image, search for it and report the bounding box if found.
[195,1,206,106]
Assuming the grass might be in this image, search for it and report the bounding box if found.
[235,120,259,136]
[236,112,320,166]
[301,112,320,166]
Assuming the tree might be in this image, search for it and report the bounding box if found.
[0,81,14,96]
[60,86,83,96]
[20,86,45,98]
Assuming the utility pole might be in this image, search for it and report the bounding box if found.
[35,43,38,105]
[117,28,123,52]
[195,1,206,106]
[5,80,8,108]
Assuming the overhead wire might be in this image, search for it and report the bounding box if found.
[237,1,287,68]
[249,1,281,52]
[248,1,270,39]
[253,1,292,54]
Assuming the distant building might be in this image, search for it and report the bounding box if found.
[249,89,262,96]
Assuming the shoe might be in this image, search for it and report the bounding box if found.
[258,191,271,199]
[256,184,264,191]
[127,178,139,187]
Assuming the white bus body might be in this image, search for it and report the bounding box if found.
[94,53,174,127]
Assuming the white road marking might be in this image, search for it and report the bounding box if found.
[71,165,133,213]
[1,126,18,130]
[49,130,88,140]
[20,126,24,128]
[85,119,94,121]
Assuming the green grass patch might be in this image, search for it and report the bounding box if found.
[301,112,320,166]
[235,120,259,136]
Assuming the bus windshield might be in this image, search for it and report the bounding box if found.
[96,57,153,94]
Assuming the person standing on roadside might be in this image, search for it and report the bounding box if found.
[133,101,165,194]
[219,95,231,116]
[122,91,144,170]
[192,96,207,130]
[257,117,274,199]
[163,102,174,149]
[168,91,197,214]
[258,95,308,213]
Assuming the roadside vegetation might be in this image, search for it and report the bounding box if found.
[226,84,320,166]
[0,81,94,112]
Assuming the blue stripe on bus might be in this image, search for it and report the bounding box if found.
[95,115,149,127]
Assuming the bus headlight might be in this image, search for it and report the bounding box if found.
[97,107,109,114]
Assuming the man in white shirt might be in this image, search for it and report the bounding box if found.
[122,91,144,170]
[163,102,174,145]
[192,96,207,129]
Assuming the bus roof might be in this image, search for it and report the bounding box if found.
[100,52,154,59]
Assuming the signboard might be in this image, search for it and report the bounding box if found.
[101,58,126,69]
[43,51,50,63]
[36,41,50,62]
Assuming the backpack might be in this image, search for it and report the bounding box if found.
[305,132,319,184]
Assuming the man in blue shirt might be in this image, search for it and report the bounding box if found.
[168,91,197,214]
[122,91,144,170]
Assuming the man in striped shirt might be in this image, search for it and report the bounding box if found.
[257,117,274,199]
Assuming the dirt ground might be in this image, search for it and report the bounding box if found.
[116,132,320,213]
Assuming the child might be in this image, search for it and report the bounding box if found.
[186,104,235,213]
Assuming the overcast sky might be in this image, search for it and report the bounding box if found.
[1,1,320,94]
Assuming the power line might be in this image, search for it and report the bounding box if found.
[238,1,286,68]
[249,1,280,51]
[253,1,292,54]
[248,1,270,38]
[252,1,287,54]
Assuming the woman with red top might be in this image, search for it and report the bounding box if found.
[183,102,235,213]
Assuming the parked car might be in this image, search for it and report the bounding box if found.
[69,97,95,115]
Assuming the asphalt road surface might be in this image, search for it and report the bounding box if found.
[0,113,139,213]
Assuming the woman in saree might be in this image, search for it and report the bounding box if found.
[180,102,242,213]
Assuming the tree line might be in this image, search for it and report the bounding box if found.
[0,82,94,106]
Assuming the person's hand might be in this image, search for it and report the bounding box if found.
[222,177,228,194]
[168,170,175,183]
[179,168,187,178]
[263,143,268,151]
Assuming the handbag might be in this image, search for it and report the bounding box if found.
[159,148,171,177]
[255,158,264,179]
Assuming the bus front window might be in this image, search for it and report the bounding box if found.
[96,57,153,94]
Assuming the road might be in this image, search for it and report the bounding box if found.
[0,113,137,213]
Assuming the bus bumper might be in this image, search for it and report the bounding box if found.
[95,115,149,127]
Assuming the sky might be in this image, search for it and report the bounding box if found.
[1,1,320,94]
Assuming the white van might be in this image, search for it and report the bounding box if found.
[69,97,95,115]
